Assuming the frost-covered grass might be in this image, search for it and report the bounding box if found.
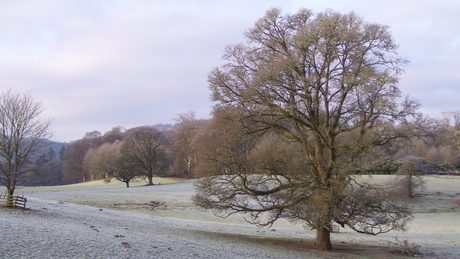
[1,175,460,258]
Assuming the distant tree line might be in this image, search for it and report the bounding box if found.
[59,118,207,187]
[20,145,66,186]
[12,109,460,188]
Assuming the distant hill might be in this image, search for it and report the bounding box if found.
[152,123,173,131]
[38,139,68,159]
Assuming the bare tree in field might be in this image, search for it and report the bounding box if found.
[108,151,139,188]
[83,140,138,188]
[193,8,420,250]
[0,90,52,200]
[121,126,169,185]
[395,156,425,199]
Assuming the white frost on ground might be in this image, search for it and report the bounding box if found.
[1,198,323,258]
[1,175,460,258]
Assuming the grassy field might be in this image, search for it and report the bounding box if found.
[2,175,460,258]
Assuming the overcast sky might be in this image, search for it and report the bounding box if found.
[1,0,459,142]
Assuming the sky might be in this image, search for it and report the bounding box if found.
[0,0,459,142]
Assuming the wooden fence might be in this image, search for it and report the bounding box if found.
[0,193,27,209]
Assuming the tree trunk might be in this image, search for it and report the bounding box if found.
[126,181,130,188]
[7,187,14,196]
[147,175,154,185]
[7,188,14,207]
[408,174,413,199]
[315,227,333,250]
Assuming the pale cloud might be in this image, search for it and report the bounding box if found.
[0,0,459,141]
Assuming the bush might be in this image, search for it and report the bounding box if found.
[369,159,402,175]
[389,237,421,257]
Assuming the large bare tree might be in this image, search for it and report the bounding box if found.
[0,89,52,199]
[193,8,420,250]
[121,126,169,185]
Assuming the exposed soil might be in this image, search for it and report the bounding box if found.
[443,199,460,206]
